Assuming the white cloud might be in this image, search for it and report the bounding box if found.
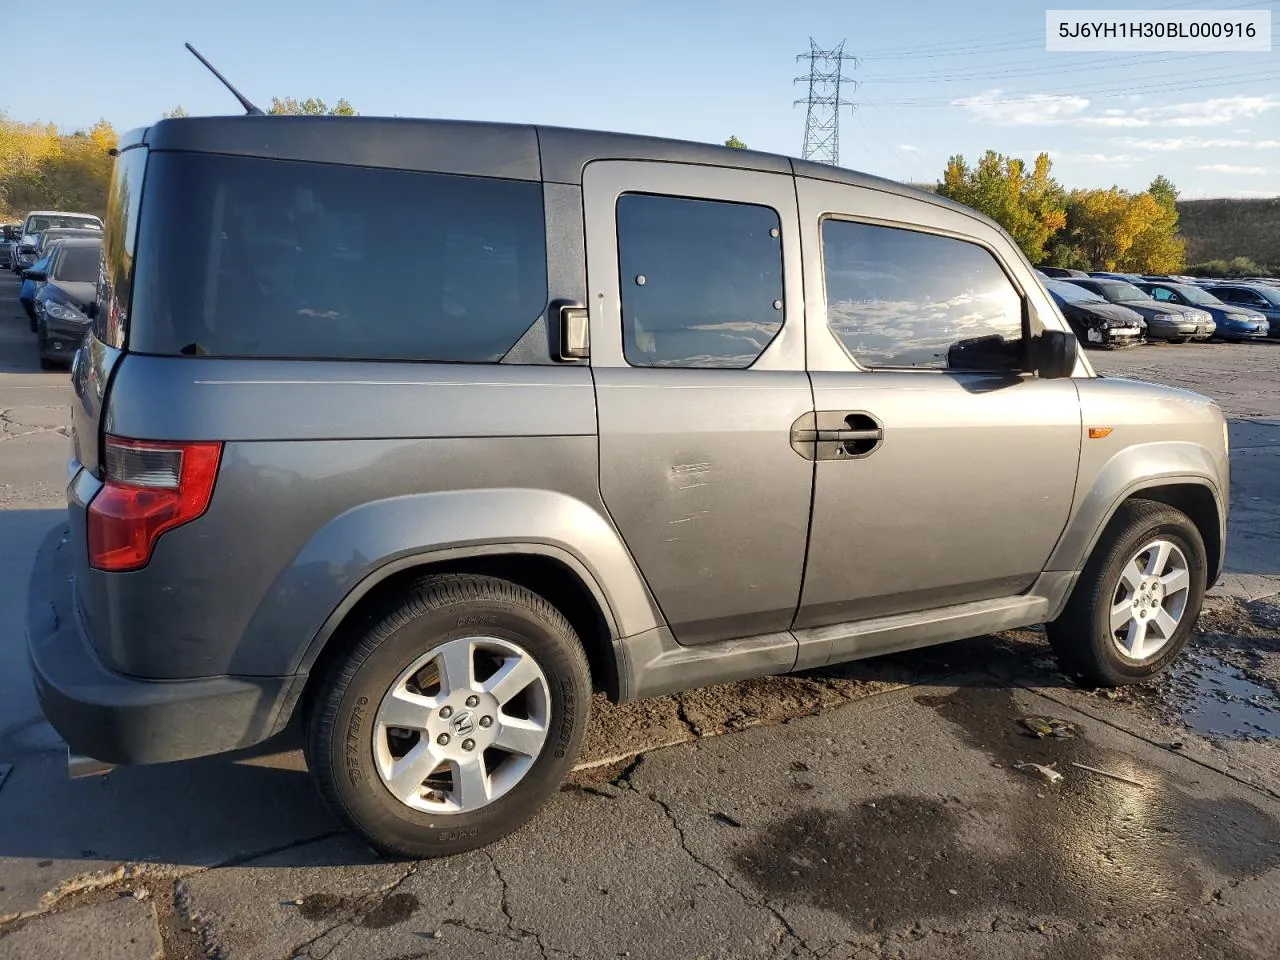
[1114,136,1280,151]
[954,92,1280,131]
[950,91,1091,126]
[1198,164,1269,175]
[1063,152,1145,166]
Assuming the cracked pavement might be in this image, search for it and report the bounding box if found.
[1,272,1280,959]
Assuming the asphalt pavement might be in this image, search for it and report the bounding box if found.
[1,271,1279,959]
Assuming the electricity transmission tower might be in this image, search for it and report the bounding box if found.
[794,39,859,166]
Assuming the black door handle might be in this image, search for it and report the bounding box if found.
[789,412,884,460]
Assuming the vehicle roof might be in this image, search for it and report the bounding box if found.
[51,237,102,248]
[23,210,102,218]
[126,115,1000,233]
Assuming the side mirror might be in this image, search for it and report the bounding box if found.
[1033,329,1079,379]
[22,269,47,281]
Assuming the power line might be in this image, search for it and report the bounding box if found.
[794,39,859,165]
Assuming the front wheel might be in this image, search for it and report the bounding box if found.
[1047,499,1207,686]
[306,574,592,858]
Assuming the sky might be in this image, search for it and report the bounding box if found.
[9,0,1279,198]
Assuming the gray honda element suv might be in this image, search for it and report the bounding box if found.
[28,116,1229,858]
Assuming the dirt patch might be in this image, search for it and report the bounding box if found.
[736,683,1280,933]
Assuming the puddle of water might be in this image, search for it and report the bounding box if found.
[1168,652,1280,741]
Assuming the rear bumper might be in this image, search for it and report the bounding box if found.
[26,523,304,766]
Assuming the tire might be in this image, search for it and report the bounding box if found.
[1047,499,1206,687]
[306,574,592,859]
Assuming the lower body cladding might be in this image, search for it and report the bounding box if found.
[27,524,302,771]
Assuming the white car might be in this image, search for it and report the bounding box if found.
[16,210,103,272]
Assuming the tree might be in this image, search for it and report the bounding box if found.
[269,97,357,116]
[1120,176,1185,274]
[937,150,1066,263]
[1061,180,1186,273]
[0,116,117,219]
[724,135,748,149]
[161,106,189,119]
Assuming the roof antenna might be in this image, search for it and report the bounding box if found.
[184,42,265,116]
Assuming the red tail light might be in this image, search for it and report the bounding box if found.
[88,436,222,572]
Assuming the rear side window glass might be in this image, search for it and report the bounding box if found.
[821,219,1022,370]
[97,147,147,347]
[130,152,548,362]
[616,193,783,368]
[55,244,101,283]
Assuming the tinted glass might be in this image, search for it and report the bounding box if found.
[1048,279,1102,303]
[1172,284,1220,305]
[128,152,547,361]
[54,244,101,283]
[616,193,783,368]
[26,215,101,232]
[821,219,1022,369]
[96,146,147,347]
[1148,287,1175,301]
[1102,281,1150,302]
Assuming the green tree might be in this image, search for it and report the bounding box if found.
[269,97,357,116]
[936,150,1066,263]
[161,106,189,119]
[724,135,748,149]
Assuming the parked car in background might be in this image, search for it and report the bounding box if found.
[1135,280,1268,342]
[15,211,102,274]
[1038,266,1090,278]
[0,224,21,268]
[1202,283,1280,336]
[34,227,103,261]
[18,241,65,326]
[1045,278,1146,347]
[1065,277,1215,342]
[29,237,101,369]
[1089,271,1144,282]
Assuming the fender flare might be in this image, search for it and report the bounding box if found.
[234,488,663,677]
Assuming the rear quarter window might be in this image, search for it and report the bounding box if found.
[128,152,548,362]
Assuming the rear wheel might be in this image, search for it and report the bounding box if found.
[306,574,592,858]
[1047,499,1206,686]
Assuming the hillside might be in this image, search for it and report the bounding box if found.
[1177,198,1280,269]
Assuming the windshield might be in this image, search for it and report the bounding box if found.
[1049,280,1105,304]
[25,215,102,234]
[1100,281,1151,303]
[1170,284,1222,306]
[1256,286,1280,307]
[54,244,101,283]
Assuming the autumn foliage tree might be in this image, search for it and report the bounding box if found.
[937,150,1067,264]
[0,113,117,219]
[936,150,1185,273]
[269,97,357,116]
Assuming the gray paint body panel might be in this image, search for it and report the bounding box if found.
[105,357,597,440]
[44,115,1233,767]
[581,161,814,645]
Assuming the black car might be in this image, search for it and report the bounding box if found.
[1135,281,1268,342]
[1037,266,1090,278]
[1045,279,1145,347]
[29,237,100,369]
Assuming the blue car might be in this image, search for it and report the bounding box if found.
[18,244,62,329]
[1136,280,1269,342]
